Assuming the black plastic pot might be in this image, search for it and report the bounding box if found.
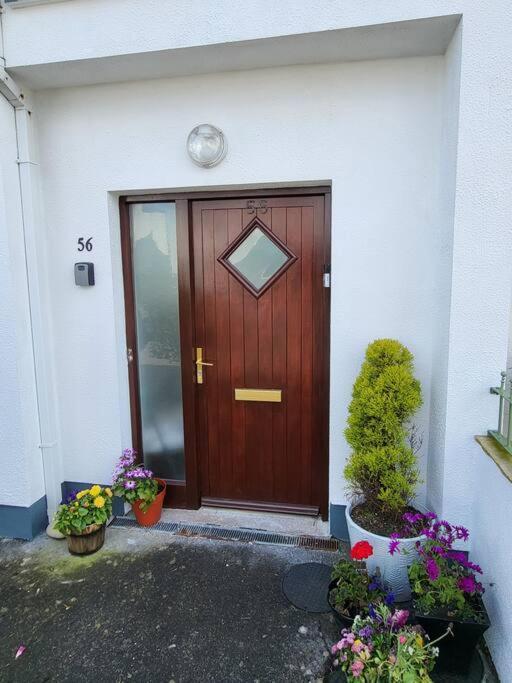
[327,579,355,630]
[413,599,490,676]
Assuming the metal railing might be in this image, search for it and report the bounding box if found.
[489,371,512,455]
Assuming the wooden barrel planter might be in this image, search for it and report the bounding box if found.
[67,523,106,556]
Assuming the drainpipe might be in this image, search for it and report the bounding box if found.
[0,59,63,523]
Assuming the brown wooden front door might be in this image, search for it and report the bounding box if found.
[192,194,330,517]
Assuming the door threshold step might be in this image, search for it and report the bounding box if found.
[111,516,340,552]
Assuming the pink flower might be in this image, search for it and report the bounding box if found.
[391,609,409,628]
[350,660,365,678]
[15,645,26,660]
[399,635,407,645]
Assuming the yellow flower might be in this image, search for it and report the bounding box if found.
[93,496,105,508]
[89,484,101,497]
[416,635,424,648]
[74,501,79,507]
[76,489,89,500]
[104,487,113,498]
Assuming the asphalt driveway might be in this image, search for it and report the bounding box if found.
[0,527,338,682]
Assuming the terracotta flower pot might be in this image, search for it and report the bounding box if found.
[131,478,167,526]
[67,523,105,556]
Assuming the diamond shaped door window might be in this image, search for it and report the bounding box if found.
[218,218,297,297]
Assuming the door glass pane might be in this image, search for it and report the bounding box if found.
[227,227,290,291]
[130,203,185,481]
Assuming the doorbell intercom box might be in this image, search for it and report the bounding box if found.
[74,262,95,286]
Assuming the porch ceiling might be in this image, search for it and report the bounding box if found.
[7,15,460,91]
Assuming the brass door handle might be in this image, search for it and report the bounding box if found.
[195,347,214,384]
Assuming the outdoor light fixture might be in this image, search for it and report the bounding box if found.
[187,124,227,168]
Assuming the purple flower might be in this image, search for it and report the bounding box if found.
[463,559,483,575]
[425,558,440,581]
[455,525,469,541]
[368,581,379,591]
[447,550,466,563]
[368,604,377,619]
[389,533,401,555]
[358,626,373,639]
[458,575,476,594]
[384,592,395,606]
[62,489,79,504]
[431,545,446,557]
[124,480,136,490]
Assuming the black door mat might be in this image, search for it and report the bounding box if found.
[282,562,332,613]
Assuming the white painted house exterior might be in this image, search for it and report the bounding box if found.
[0,0,511,677]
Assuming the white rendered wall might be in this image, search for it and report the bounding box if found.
[426,23,461,514]
[3,0,462,68]
[439,7,512,529]
[32,57,444,502]
[470,448,512,678]
[0,95,45,507]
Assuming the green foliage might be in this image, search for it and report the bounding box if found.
[409,561,468,617]
[112,475,158,513]
[408,551,485,621]
[54,486,113,536]
[344,446,420,515]
[332,605,442,682]
[344,339,422,516]
[330,559,388,617]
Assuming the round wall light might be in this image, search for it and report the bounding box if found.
[187,124,227,168]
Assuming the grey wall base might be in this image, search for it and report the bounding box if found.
[329,503,349,541]
[0,496,48,540]
[61,481,124,516]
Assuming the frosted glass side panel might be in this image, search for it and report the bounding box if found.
[130,203,185,481]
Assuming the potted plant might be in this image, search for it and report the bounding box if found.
[325,604,448,682]
[112,449,166,526]
[343,339,424,600]
[390,512,490,675]
[329,541,395,627]
[54,485,113,555]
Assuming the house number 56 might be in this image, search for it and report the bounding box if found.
[77,237,93,252]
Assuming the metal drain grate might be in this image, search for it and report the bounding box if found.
[112,518,180,533]
[298,535,340,552]
[111,517,338,551]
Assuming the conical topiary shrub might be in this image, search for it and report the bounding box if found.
[344,339,422,531]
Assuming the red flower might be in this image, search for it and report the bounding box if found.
[350,540,373,560]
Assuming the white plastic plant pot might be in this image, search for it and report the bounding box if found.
[345,504,424,602]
